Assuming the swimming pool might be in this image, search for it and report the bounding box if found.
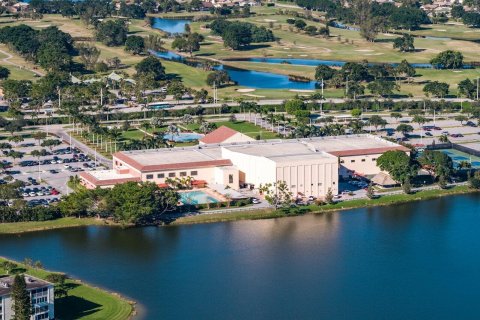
[440,149,480,168]
[180,191,219,205]
[163,133,203,142]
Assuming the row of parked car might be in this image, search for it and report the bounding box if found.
[27,198,59,207]
[20,185,60,197]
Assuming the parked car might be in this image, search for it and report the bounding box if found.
[251,198,260,204]
[425,132,433,136]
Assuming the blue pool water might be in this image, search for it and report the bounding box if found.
[151,17,191,34]
[180,191,219,204]
[148,103,173,110]
[163,133,203,142]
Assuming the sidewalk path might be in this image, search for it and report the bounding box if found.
[0,48,44,77]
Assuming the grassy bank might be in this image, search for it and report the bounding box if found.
[1,186,477,233]
[0,217,110,234]
[171,185,478,225]
[0,257,134,320]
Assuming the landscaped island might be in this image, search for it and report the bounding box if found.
[0,257,134,320]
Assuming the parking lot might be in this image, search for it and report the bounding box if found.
[1,136,101,207]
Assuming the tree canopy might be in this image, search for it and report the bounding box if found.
[376,150,417,184]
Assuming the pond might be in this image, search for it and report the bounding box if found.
[2,194,480,319]
[242,57,435,69]
[150,17,191,34]
[153,51,319,89]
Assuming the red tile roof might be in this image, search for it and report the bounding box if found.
[328,146,410,157]
[114,152,233,172]
[79,171,141,187]
[199,126,239,144]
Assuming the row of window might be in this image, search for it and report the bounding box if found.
[33,296,48,304]
[146,171,198,180]
[35,312,49,320]
[290,182,335,188]
[31,287,48,295]
[340,158,377,164]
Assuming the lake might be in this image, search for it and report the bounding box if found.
[152,51,318,89]
[2,194,480,320]
[151,17,191,34]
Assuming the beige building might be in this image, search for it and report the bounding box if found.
[80,134,408,198]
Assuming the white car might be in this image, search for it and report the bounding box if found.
[308,196,316,201]
[36,192,44,196]
[64,164,71,168]
[29,192,36,197]
[252,198,261,204]
[22,192,29,197]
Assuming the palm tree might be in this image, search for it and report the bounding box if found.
[167,123,180,135]
[31,149,48,180]
[181,114,194,126]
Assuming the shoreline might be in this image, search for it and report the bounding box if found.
[0,257,136,320]
[0,185,477,234]
[170,185,479,226]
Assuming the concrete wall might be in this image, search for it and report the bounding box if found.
[214,166,239,188]
[223,133,255,144]
[276,158,338,197]
[339,154,383,177]
[222,148,276,188]
[140,167,217,185]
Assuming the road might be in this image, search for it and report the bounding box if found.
[20,97,475,119]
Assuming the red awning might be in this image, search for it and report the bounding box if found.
[191,180,207,185]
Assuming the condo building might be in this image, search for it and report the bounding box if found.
[0,275,54,320]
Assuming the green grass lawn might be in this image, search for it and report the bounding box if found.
[186,120,281,139]
[0,217,108,234]
[0,257,133,320]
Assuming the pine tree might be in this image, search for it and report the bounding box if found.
[402,179,412,195]
[12,274,31,320]
[325,188,334,204]
[366,183,375,199]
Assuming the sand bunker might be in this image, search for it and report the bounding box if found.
[289,89,315,93]
[355,49,374,52]
[243,94,265,98]
[237,89,256,93]
[264,19,277,22]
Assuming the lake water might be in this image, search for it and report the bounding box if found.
[244,57,435,69]
[2,194,480,320]
[151,17,191,34]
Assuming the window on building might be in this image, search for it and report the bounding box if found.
[340,160,345,163]
[146,174,153,179]
[168,172,176,178]
[229,174,234,184]
[190,171,198,176]
[372,158,377,161]
[333,182,336,185]
[291,185,296,188]
[351,160,355,163]
[318,183,322,186]
[361,159,365,162]
[180,172,187,177]
[157,173,164,178]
